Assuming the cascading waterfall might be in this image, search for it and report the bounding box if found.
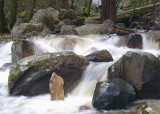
[0,32,160,114]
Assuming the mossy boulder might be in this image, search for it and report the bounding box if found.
[92,78,137,110]
[86,50,113,62]
[8,52,89,96]
[11,23,52,38]
[108,51,160,99]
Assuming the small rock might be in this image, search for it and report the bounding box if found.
[49,72,64,101]
[86,50,113,62]
[79,105,91,111]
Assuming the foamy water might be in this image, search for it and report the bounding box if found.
[0,32,159,114]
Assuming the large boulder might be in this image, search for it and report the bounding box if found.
[108,51,160,99]
[30,8,59,31]
[84,17,100,24]
[62,17,84,26]
[49,72,64,101]
[58,9,77,20]
[8,52,89,96]
[60,25,76,35]
[86,50,113,62]
[75,19,115,35]
[11,23,52,38]
[92,78,137,110]
[127,33,142,49]
[11,40,35,63]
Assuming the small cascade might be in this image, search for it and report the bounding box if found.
[71,62,114,97]
[0,32,160,114]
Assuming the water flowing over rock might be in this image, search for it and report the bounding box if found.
[127,33,142,49]
[49,72,64,101]
[8,52,89,96]
[92,78,137,110]
[11,23,52,38]
[86,50,113,62]
[11,40,35,63]
[108,51,160,99]
[79,105,91,111]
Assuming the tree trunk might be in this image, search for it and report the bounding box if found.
[100,0,116,23]
[71,0,74,9]
[0,0,7,33]
[87,0,92,15]
[26,0,36,22]
[9,0,18,29]
[61,0,68,9]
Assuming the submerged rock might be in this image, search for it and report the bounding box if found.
[49,72,64,101]
[92,78,137,110]
[86,50,113,62]
[108,51,160,99]
[127,33,142,49]
[79,105,91,111]
[11,40,35,63]
[8,52,89,96]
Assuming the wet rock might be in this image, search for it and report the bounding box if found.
[79,105,91,111]
[49,72,64,101]
[92,78,137,110]
[0,63,12,71]
[108,51,160,99]
[127,33,142,49]
[11,23,52,38]
[60,25,76,35]
[84,17,100,24]
[11,40,35,63]
[138,100,160,114]
[58,9,77,20]
[75,19,115,35]
[86,50,113,62]
[8,52,89,96]
[30,8,58,31]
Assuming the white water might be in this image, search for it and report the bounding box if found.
[0,33,160,114]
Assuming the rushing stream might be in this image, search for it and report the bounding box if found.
[0,33,160,114]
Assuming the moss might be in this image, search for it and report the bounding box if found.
[18,11,26,18]
[139,104,149,114]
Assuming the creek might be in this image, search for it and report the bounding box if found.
[0,32,159,114]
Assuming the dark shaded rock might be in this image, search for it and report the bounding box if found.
[108,51,160,99]
[75,19,115,35]
[127,33,142,49]
[49,72,64,101]
[92,78,137,110]
[11,23,52,38]
[11,40,35,63]
[86,50,113,62]
[8,52,89,96]
[60,25,76,35]
[58,9,77,20]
